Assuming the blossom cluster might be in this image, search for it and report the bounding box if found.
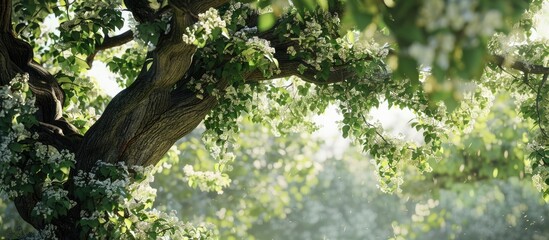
[532,171,549,193]
[280,9,357,75]
[32,185,76,222]
[0,73,37,123]
[74,161,131,203]
[186,73,218,100]
[246,36,275,55]
[183,8,227,45]
[31,144,77,222]
[222,2,251,26]
[33,224,58,240]
[0,74,38,198]
[183,165,231,194]
[74,161,150,237]
[201,80,249,176]
[1,74,79,231]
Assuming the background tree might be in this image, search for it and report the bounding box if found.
[393,93,549,240]
[0,0,548,238]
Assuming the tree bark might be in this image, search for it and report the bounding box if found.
[75,4,202,171]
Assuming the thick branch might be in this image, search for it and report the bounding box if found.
[245,59,356,85]
[490,55,549,75]
[86,30,134,67]
[0,0,11,32]
[76,6,201,171]
[123,94,217,166]
[97,30,134,52]
[170,0,230,16]
[190,0,229,13]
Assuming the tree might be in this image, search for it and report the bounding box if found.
[0,0,548,238]
[393,93,549,240]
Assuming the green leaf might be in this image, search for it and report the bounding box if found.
[9,142,23,152]
[75,58,90,69]
[258,13,276,32]
[397,56,419,84]
[124,218,133,229]
[342,125,350,138]
[460,46,486,80]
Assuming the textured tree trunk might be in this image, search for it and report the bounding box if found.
[1,0,230,235]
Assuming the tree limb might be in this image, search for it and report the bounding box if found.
[75,5,200,171]
[0,0,11,32]
[75,1,237,171]
[245,56,357,85]
[186,0,230,14]
[86,30,134,67]
[536,73,548,139]
[489,54,549,74]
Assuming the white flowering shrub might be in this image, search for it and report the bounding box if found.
[0,74,76,226]
[0,74,38,199]
[73,161,214,239]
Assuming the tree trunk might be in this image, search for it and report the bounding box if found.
[1,0,231,234]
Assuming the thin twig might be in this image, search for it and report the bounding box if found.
[342,83,390,145]
[16,6,45,34]
[362,114,390,145]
